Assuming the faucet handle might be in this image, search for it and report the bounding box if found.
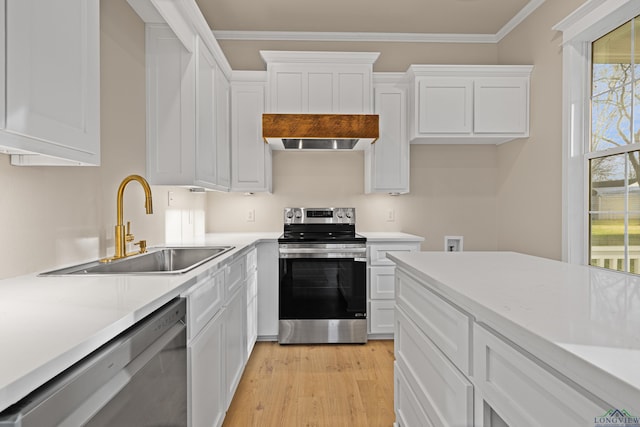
[125,221,135,242]
[135,240,147,253]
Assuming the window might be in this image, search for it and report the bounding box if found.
[557,0,640,271]
[589,17,640,273]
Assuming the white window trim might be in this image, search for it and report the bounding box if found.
[556,0,640,265]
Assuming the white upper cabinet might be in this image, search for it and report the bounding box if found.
[261,51,379,114]
[230,74,272,193]
[408,65,533,144]
[129,0,233,191]
[366,75,410,194]
[2,0,100,166]
[216,70,232,190]
[145,24,196,185]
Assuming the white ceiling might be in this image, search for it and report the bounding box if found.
[196,0,542,42]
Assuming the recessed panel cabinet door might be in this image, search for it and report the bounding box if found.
[231,82,271,192]
[417,78,472,134]
[195,38,218,188]
[6,0,99,164]
[474,77,529,134]
[146,25,195,184]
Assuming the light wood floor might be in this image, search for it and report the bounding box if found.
[223,340,395,427]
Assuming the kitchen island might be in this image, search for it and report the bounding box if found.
[0,233,280,414]
[389,251,640,426]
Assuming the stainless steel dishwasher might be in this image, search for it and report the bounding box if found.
[0,298,187,427]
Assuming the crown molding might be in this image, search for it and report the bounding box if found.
[495,0,545,41]
[260,50,380,64]
[213,0,545,44]
[213,30,499,43]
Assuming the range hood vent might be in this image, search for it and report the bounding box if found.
[263,114,379,150]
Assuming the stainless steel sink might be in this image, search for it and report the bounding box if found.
[40,246,235,276]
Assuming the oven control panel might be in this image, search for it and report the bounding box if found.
[283,207,356,224]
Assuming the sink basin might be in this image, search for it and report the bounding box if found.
[40,246,235,276]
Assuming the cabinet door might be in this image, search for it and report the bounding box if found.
[473,324,608,427]
[369,266,395,299]
[195,37,218,188]
[246,271,258,356]
[146,24,195,185]
[189,310,225,427]
[224,287,246,408]
[5,0,99,165]
[369,300,395,334]
[231,82,271,192]
[474,77,529,134]
[257,242,279,338]
[417,78,472,134]
[366,85,409,193]
[269,63,372,114]
[395,307,473,426]
[215,69,231,190]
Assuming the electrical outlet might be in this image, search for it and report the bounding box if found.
[386,209,395,222]
[167,191,175,207]
[246,209,255,222]
[444,236,463,252]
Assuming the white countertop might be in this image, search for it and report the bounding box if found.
[358,232,424,242]
[387,251,640,411]
[0,232,279,412]
[0,230,421,412]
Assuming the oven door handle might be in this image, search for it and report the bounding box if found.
[279,247,367,259]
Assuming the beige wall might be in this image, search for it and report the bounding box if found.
[0,0,204,279]
[219,40,499,72]
[495,0,585,260]
[207,145,499,251]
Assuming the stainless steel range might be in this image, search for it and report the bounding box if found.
[278,207,367,344]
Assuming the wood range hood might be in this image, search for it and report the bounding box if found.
[262,114,379,150]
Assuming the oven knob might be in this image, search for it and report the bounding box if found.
[337,211,343,218]
[286,211,293,219]
[345,212,352,219]
[295,212,302,218]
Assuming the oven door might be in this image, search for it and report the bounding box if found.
[278,243,367,344]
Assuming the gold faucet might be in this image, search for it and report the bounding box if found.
[102,174,153,262]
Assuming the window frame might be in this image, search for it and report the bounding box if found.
[557,0,640,267]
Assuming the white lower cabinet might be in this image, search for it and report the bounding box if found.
[189,309,225,427]
[394,266,612,427]
[185,267,226,427]
[223,285,247,409]
[245,247,258,356]
[366,240,421,336]
[184,247,260,426]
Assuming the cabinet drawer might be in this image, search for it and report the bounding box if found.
[226,256,245,295]
[395,307,473,427]
[185,268,225,341]
[473,324,607,427]
[369,300,395,334]
[369,266,395,299]
[395,363,433,427]
[368,243,421,266]
[396,269,471,374]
